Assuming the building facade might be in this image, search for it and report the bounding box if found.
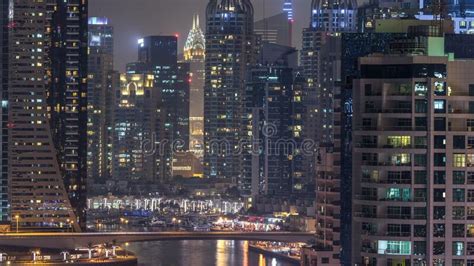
[299,3,357,261]
[47,0,88,229]
[184,15,206,158]
[242,66,298,197]
[204,0,257,181]
[87,17,114,185]
[112,74,159,185]
[131,36,190,180]
[7,0,79,232]
[0,0,10,225]
[352,41,474,265]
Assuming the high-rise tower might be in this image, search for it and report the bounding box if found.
[204,0,257,182]
[184,15,206,158]
[47,0,88,230]
[299,0,358,264]
[87,17,114,186]
[7,0,79,232]
[0,0,10,226]
[302,0,357,147]
[352,38,474,266]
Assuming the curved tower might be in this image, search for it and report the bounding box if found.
[8,0,79,232]
[310,0,358,31]
[204,0,257,188]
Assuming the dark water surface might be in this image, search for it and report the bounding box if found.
[128,240,298,266]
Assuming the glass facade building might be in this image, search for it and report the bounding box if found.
[47,0,89,230]
[87,17,114,185]
[204,0,257,183]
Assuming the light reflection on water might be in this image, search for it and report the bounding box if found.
[128,240,298,266]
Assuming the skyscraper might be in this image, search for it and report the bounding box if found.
[299,4,358,260]
[301,0,357,146]
[131,36,190,181]
[254,0,294,47]
[352,37,474,265]
[47,0,88,229]
[0,0,10,226]
[204,0,257,182]
[112,74,159,186]
[184,15,206,158]
[7,0,79,232]
[87,17,114,185]
[254,13,292,47]
[242,59,303,197]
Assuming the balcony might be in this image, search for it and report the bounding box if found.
[365,108,412,114]
[356,143,427,149]
[356,126,427,132]
[354,212,426,220]
[361,178,411,185]
[361,161,411,167]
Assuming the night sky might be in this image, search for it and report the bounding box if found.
[89,0,311,71]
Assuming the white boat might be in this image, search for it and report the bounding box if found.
[150,218,166,227]
[193,224,211,232]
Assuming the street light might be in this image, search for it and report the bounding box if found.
[14,215,19,233]
[124,242,129,257]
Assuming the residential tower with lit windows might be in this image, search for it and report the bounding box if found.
[47,0,89,230]
[7,0,80,232]
[87,17,114,186]
[352,37,474,265]
[204,0,257,182]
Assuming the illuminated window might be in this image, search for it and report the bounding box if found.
[453,242,464,256]
[468,154,474,166]
[386,188,411,201]
[391,154,410,166]
[434,100,446,113]
[434,81,446,96]
[467,224,474,237]
[454,154,466,167]
[415,82,428,96]
[387,136,411,148]
[378,240,411,255]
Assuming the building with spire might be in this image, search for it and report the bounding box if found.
[184,15,205,62]
[204,0,257,183]
[184,15,206,158]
